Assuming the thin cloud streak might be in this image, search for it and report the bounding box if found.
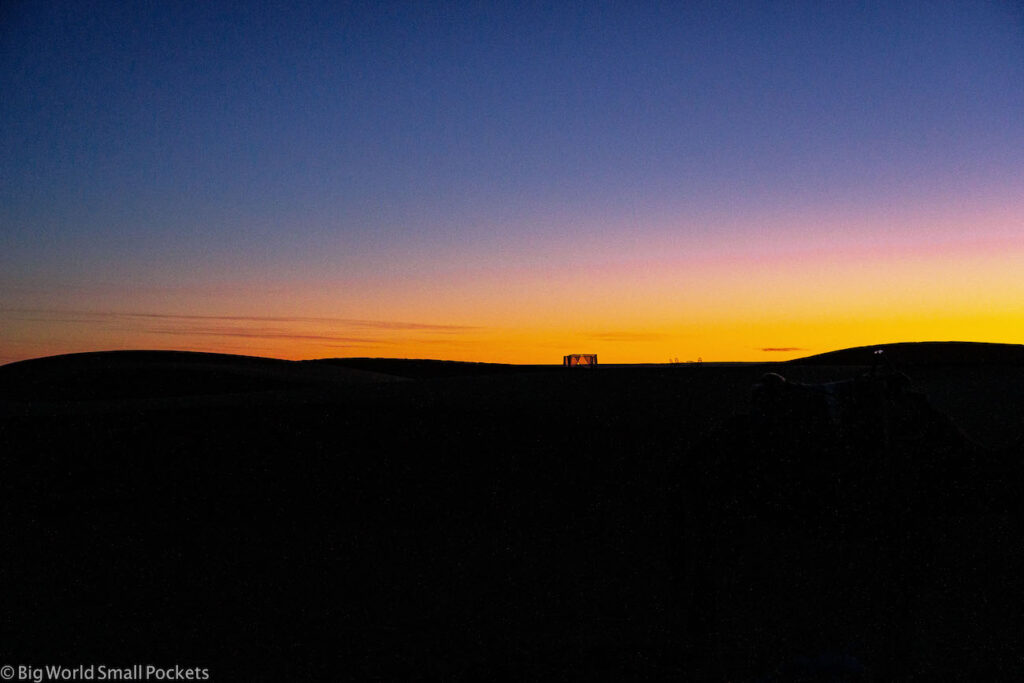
[146,327,392,345]
[587,332,666,342]
[760,347,806,352]
[0,308,481,332]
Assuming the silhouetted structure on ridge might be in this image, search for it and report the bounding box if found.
[563,354,597,367]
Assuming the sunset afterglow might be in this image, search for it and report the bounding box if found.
[3,2,1022,364]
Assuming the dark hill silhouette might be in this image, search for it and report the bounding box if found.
[790,341,1024,366]
[2,344,1024,679]
[0,350,399,402]
[782,342,1024,450]
[687,367,997,679]
[308,357,554,379]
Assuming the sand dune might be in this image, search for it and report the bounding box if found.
[0,349,404,403]
[791,341,1024,366]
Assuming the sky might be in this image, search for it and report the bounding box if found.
[2,0,1022,364]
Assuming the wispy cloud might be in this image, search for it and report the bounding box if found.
[586,331,666,342]
[760,347,805,352]
[0,308,485,353]
[147,326,391,345]
[1,308,480,332]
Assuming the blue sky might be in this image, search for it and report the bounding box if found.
[2,1,1023,362]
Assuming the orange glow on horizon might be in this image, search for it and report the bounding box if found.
[3,201,1022,366]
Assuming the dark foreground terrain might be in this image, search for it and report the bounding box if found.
[2,344,1024,680]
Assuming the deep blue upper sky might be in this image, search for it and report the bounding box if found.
[2,1,1022,324]
[6,3,1022,214]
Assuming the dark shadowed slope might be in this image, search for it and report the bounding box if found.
[307,357,554,379]
[781,342,1024,450]
[790,341,1024,366]
[0,350,401,403]
[2,346,1024,678]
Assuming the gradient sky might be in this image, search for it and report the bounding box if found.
[2,1,1022,364]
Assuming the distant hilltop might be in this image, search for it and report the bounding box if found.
[790,341,1024,366]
